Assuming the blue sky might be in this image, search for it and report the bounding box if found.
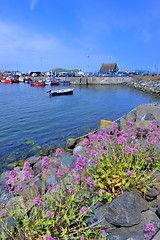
[0,0,160,73]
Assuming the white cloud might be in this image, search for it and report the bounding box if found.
[0,20,88,71]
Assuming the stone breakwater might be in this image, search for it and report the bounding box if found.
[125,78,160,95]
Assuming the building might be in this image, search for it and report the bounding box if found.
[99,63,119,73]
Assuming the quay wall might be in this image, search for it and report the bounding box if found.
[63,77,160,95]
[64,76,129,85]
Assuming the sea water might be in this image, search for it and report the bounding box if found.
[0,82,159,170]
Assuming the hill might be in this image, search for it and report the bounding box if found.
[44,68,79,73]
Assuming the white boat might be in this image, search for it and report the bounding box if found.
[48,88,74,96]
[45,79,52,85]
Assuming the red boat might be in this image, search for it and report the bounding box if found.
[1,77,12,83]
[12,78,19,83]
[51,80,59,85]
[31,82,45,87]
[25,77,32,83]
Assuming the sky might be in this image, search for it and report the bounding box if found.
[0,0,160,73]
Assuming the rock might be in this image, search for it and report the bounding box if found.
[136,103,160,127]
[14,166,22,172]
[0,171,10,196]
[105,191,149,227]
[17,177,43,199]
[73,145,86,158]
[135,120,152,130]
[153,230,160,240]
[7,161,19,169]
[66,138,77,149]
[146,172,160,201]
[60,153,77,168]
[46,173,57,186]
[26,155,41,166]
[109,210,160,240]
[0,192,12,204]
[33,159,43,175]
[39,147,50,156]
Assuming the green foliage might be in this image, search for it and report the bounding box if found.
[86,120,160,201]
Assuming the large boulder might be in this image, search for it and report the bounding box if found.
[104,191,149,227]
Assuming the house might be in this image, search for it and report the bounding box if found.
[99,63,119,73]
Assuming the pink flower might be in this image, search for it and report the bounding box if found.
[56,214,60,218]
[99,189,105,197]
[127,171,133,177]
[147,157,153,164]
[130,135,136,141]
[9,170,19,179]
[87,177,94,186]
[34,195,43,206]
[23,161,32,171]
[102,230,106,235]
[145,223,155,232]
[18,186,23,192]
[118,136,126,145]
[37,173,42,177]
[42,156,52,172]
[83,138,89,146]
[48,186,53,191]
[55,148,62,157]
[73,151,79,156]
[44,236,54,240]
[91,150,97,156]
[80,206,88,214]
[75,174,81,182]
[68,188,73,193]
[81,237,85,240]
[46,211,52,218]
[23,171,34,181]
[57,169,64,178]
[99,149,106,155]
[123,133,128,138]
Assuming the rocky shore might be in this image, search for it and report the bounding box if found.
[0,103,160,239]
[127,78,160,95]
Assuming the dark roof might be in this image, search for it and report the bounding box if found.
[99,63,119,73]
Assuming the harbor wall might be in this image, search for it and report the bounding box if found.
[65,76,130,85]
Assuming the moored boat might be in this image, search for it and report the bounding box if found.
[12,78,19,83]
[51,80,59,85]
[1,77,12,83]
[31,82,45,87]
[25,77,32,83]
[47,88,73,96]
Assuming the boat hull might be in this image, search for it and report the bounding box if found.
[31,82,45,87]
[48,88,73,96]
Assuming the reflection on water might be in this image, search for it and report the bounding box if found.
[0,83,159,170]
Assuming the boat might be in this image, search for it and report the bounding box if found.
[31,82,45,87]
[48,88,74,96]
[1,77,12,83]
[12,78,19,83]
[24,77,32,84]
[51,80,59,85]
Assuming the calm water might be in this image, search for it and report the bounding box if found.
[0,82,160,170]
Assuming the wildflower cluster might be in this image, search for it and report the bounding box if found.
[84,120,160,200]
[144,223,156,239]
[0,120,159,239]
[0,152,105,239]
